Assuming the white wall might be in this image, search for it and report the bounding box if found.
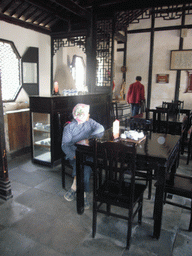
[114,14,192,110]
[0,20,51,107]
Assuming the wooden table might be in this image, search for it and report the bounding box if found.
[75,128,181,239]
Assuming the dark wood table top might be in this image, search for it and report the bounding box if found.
[76,128,181,166]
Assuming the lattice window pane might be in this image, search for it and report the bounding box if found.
[0,40,21,102]
[96,19,113,87]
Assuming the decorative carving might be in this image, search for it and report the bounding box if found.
[53,36,86,55]
[96,19,113,87]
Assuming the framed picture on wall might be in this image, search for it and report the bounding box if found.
[170,50,192,70]
[156,74,169,83]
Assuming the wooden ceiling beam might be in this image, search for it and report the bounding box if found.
[2,0,15,13]
[22,6,38,21]
[10,2,25,16]
[0,12,50,35]
[24,0,70,23]
[91,0,190,13]
[50,0,91,20]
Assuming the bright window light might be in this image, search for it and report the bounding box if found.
[0,40,21,102]
[71,55,86,92]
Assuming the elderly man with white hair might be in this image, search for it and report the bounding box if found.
[61,103,104,209]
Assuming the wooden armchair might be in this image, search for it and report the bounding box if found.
[146,108,170,134]
[163,172,192,231]
[92,140,147,249]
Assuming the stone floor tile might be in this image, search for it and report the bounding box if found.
[123,222,176,256]
[72,234,125,256]
[0,201,34,226]
[0,228,64,256]
[11,210,90,254]
[10,181,31,198]
[172,233,192,256]
[9,167,50,187]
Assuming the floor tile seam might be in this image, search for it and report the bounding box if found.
[9,166,59,176]
[32,186,65,198]
[171,231,180,255]
[13,187,64,205]
[87,232,127,249]
[34,175,64,185]
[11,188,34,200]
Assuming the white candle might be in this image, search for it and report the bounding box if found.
[54,81,59,93]
[113,119,120,139]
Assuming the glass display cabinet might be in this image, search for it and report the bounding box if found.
[30,96,64,166]
[31,112,51,163]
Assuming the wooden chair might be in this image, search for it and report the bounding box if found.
[180,114,192,164]
[175,100,184,109]
[128,117,153,133]
[181,126,192,165]
[61,120,74,188]
[92,140,147,249]
[146,108,170,134]
[163,172,192,231]
[125,116,153,199]
[162,101,184,114]
[110,101,118,122]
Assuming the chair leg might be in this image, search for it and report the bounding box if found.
[126,209,133,249]
[148,175,152,200]
[189,200,192,232]
[107,204,111,215]
[92,202,97,238]
[187,143,191,165]
[138,195,143,224]
[187,152,190,165]
[61,157,65,189]
[148,181,152,200]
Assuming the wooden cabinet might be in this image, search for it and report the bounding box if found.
[4,109,30,153]
[30,93,111,166]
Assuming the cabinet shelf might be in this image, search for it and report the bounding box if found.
[34,138,51,148]
[33,127,50,133]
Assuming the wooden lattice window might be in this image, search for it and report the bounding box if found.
[0,39,21,102]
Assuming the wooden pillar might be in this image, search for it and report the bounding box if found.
[111,14,115,94]
[0,80,12,200]
[51,37,54,94]
[147,8,155,109]
[123,30,127,82]
[174,6,185,101]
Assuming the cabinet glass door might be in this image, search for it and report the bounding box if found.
[32,112,51,163]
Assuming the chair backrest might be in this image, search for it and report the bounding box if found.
[181,114,192,140]
[146,108,169,133]
[154,108,170,133]
[93,140,137,203]
[128,117,152,132]
[174,100,184,109]
[162,101,184,114]
[110,101,118,123]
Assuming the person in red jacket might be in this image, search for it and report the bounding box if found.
[127,76,145,117]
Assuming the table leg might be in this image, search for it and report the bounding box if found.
[76,149,84,215]
[153,167,166,239]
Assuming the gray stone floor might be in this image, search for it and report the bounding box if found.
[0,152,192,255]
